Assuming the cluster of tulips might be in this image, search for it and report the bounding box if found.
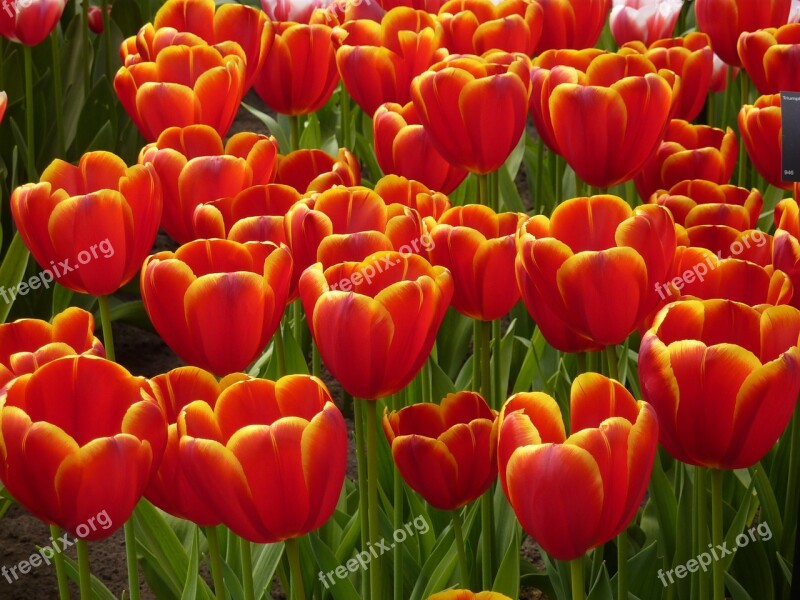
[3,0,800,599]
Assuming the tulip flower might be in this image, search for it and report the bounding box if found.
[0,308,105,389]
[639,299,800,468]
[428,593,513,600]
[695,0,791,67]
[141,239,292,376]
[411,52,531,175]
[146,367,247,525]
[253,21,340,116]
[497,373,658,561]
[681,225,773,266]
[622,32,714,121]
[515,195,676,352]
[776,197,800,239]
[378,0,446,11]
[0,90,7,125]
[710,52,737,91]
[300,251,453,399]
[648,180,763,230]
[373,102,468,194]
[333,7,448,116]
[87,5,110,35]
[739,94,792,190]
[773,228,800,309]
[738,23,800,95]
[0,355,167,540]
[793,0,800,22]
[437,0,543,56]
[634,120,738,200]
[261,0,335,23]
[374,175,452,219]
[11,152,162,296]
[274,148,360,193]
[139,124,279,243]
[114,27,247,141]
[0,0,66,46]
[383,391,498,510]
[177,374,347,543]
[610,0,683,47]
[534,0,611,52]
[426,205,527,320]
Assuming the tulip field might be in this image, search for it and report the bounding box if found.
[4,0,800,599]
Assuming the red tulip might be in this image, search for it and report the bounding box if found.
[610,0,683,47]
[383,391,497,510]
[374,175,452,220]
[299,251,453,399]
[0,91,6,124]
[274,148,361,192]
[772,228,800,309]
[0,0,66,46]
[739,23,800,95]
[533,0,611,52]
[639,299,800,468]
[681,225,773,267]
[498,373,657,561]
[177,374,347,543]
[648,180,763,230]
[739,94,792,190]
[0,355,167,540]
[261,0,336,23]
[776,197,800,239]
[141,239,292,376]
[11,151,162,296]
[87,5,110,35]
[377,0,446,12]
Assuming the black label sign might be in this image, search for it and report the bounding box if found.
[782,91,800,182]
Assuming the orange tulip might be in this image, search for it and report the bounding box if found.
[515,195,676,352]
[739,23,800,94]
[261,0,337,22]
[177,375,347,543]
[411,52,531,175]
[333,7,448,116]
[739,94,792,190]
[114,27,247,141]
[609,0,683,47]
[145,367,247,525]
[274,148,361,193]
[0,0,66,46]
[383,391,497,510]
[374,175,452,220]
[373,102,468,194]
[634,120,738,200]
[139,124,279,243]
[378,0,447,12]
[681,225,773,266]
[776,197,800,238]
[772,228,800,309]
[0,91,7,125]
[639,299,800,468]
[498,373,657,561]
[428,593,512,600]
[140,239,292,376]
[648,180,763,230]
[254,21,340,116]
[152,0,273,89]
[299,251,453,399]
[0,308,105,389]
[437,0,543,56]
[695,0,791,67]
[533,0,611,52]
[11,152,162,296]
[426,205,527,320]
[0,355,167,540]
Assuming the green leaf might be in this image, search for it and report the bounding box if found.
[586,563,613,600]
[309,532,361,600]
[180,528,200,600]
[61,551,119,600]
[749,463,783,549]
[251,542,284,598]
[241,102,289,151]
[0,232,31,323]
[492,527,520,598]
[627,541,663,600]
[648,452,678,561]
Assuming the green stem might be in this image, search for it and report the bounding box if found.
[82,0,92,97]
[605,346,618,381]
[98,295,115,362]
[241,537,255,600]
[492,319,502,408]
[781,406,800,566]
[738,74,749,187]
[77,539,92,599]
[49,525,70,600]
[365,400,382,600]
[101,0,113,84]
[312,342,321,377]
[570,557,585,600]
[711,469,725,600]
[285,537,306,600]
[480,320,491,407]
[23,44,36,180]
[480,491,492,588]
[274,325,286,377]
[721,66,733,129]
[472,319,480,391]
[341,84,352,150]
[618,529,628,600]
[553,153,562,212]
[575,175,585,199]
[51,33,65,158]
[354,400,369,599]
[123,521,140,600]
[290,115,300,152]
[292,300,303,347]
[421,358,432,404]
[393,395,404,600]
[205,526,226,600]
[477,173,490,207]
[452,509,470,590]
[576,352,587,375]
[536,141,544,211]
[695,466,710,600]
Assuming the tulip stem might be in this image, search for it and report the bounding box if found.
[605,346,618,381]
[365,399,382,600]
[354,400,370,599]
[341,84,352,150]
[721,67,733,129]
[781,407,800,567]
[472,319,480,391]
[23,44,36,180]
[480,491,492,588]
[570,557,585,600]
[536,140,545,211]
[738,75,749,187]
[205,526,226,600]
[101,0,114,85]
[82,0,92,97]
[51,33,65,158]
[49,525,70,600]
[695,466,710,600]
[98,295,116,362]
[292,299,303,347]
[711,469,725,600]
[312,342,321,377]
[617,529,628,600]
[241,537,255,600]
[124,520,141,600]
[452,508,470,589]
[274,324,287,376]
[285,537,306,600]
[76,539,92,599]
[492,319,502,405]
[477,173,490,208]
[290,115,301,152]
[393,392,404,599]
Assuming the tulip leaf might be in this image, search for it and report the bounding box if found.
[281,321,310,375]
[308,531,362,600]
[240,102,289,153]
[626,540,662,600]
[497,163,525,213]
[730,533,775,600]
[749,463,783,553]
[492,526,520,598]
[60,552,118,600]
[758,184,786,232]
[586,563,613,600]
[408,522,458,600]
[0,232,30,323]
[723,571,754,600]
[300,112,322,150]
[428,357,456,400]
[110,0,145,38]
[648,450,678,561]
[250,541,284,598]
[179,528,200,600]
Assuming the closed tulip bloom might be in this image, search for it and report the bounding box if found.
[141,239,292,376]
[776,197,800,239]
[428,593,513,600]
[773,229,800,309]
[498,373,657,561]
[114,28,247,141]
[274,148,361,193]
[87,6,109,35]
[634,120,738,200]
[639,299,800,468]
[411,52,531,175]
[739,94,792,190]
[437,0,543,56]
[139,124,279,243]
[333,7,448,116]
[254,21,339,116]
[681,225,773,266]
[300,251,453,399]
[426,205,527,320]
[261,0,335,23]
[11,152,162,296]
[610,0,683,47]
[378,0,447,11]
[0,308,105,389]
[0,0,66,46]
[178,375,347,543]
[696,0,791,67]
[146,367,247,525]
[648,180,762,230]
[533,0,611,52]
[0,91,6,125]
[739,24,800,94]
[516,195,676,352]
[373,102,468,194]
[383,391,497,510]
[0,356,167,540]
[374,175,452,220]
